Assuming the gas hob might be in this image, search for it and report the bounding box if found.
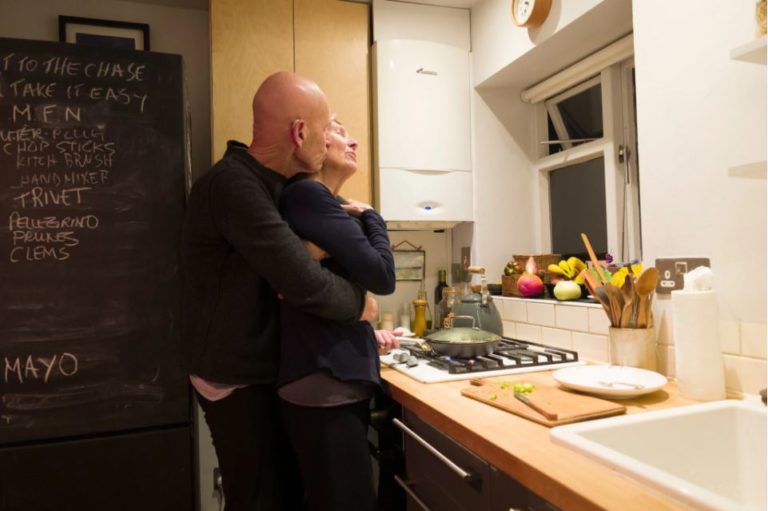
[380,337,583,383]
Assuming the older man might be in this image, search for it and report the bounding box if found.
[182,72,375,510]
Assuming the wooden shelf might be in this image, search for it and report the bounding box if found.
[730,36,767,65]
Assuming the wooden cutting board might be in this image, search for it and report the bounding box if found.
[461,376,626,427]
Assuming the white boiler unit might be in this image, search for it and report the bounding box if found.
[373,39,472,229]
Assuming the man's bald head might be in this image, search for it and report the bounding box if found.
[248,72,331,177]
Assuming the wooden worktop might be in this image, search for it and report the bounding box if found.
[382,367,699,511]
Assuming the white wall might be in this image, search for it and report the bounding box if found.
[633,0,766,393]
[471,0,631,87]
[373,229,454,329]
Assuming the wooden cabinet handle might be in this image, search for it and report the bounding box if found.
[393,475,433,511]
[392,418,475,482]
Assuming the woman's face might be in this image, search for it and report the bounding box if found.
[323,120,358,177]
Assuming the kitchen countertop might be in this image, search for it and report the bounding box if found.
[381,367,699,511]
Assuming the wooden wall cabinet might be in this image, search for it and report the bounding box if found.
[210,0,371,202]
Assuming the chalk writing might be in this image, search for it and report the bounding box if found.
[3,353,79,384]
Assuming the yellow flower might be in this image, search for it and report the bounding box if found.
[630,262,643,277]
[611,267,629,288]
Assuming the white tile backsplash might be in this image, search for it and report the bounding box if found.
[556,306,589,332]
[719,320,741,355]
[658,344,676,378]
[502,299,527,322]
[741,322,767,359]
[526,302,555,327]
[495,296,765,397]
[502,320,516,338]
[515,322,542,342]
[587,308,611,335]
[541,327,573,350]
[572,332,609,363]
[723,354,767,395]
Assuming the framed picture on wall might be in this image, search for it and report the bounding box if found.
[393,250,426,282]
[59,16,150,51]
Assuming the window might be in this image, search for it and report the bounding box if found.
[536,58,640,263]
[545,77,603,155]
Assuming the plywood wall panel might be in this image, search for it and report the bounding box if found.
[210,0,294,161]
[295,0,371,203]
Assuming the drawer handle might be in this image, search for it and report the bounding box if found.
[392,418,475,482]
[393,475,433,511]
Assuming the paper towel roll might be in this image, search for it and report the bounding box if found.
[671,289,726,401]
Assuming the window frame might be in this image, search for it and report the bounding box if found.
[544,75,602,152]
[534,58,640,263]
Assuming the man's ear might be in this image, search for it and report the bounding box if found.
[290,119,306,148]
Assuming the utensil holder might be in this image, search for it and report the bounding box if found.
[609,327,657,371]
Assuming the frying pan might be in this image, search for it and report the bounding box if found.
[396,316,502,358]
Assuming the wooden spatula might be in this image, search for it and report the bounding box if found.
[580,232,608,285]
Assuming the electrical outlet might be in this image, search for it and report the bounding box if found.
[655,257,711,294]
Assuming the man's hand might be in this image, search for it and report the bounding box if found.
[340,199,373,217]
[360,295,378,322]
[303,240,328,261]
[374,329,401,355]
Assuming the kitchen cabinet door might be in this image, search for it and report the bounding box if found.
[210,0,371,203]
[210,0,293,161]
[490,466,561,511]
[399,409,491,511]
[295,0,371,203]
[375,39,471,173]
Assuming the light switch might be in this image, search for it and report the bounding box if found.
[655,257,711,294]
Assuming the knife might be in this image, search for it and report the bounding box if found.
[514,392,558,421]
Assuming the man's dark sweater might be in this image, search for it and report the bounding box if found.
[181,141,365,384]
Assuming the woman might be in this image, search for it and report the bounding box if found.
[277,119,397,511]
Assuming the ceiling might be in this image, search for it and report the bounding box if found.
[125,0,480,11]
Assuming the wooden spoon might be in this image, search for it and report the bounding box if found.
[580,232,608,285]
[580,270,612,319]
[635,267,659,328]
[620,276,634,328]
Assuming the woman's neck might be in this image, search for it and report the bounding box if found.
[315,171,345,196]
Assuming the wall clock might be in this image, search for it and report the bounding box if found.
[511,0,552,28]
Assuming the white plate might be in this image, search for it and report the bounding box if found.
[551,365,667,399]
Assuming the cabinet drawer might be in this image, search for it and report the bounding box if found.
[397,409,490,511]
[490,466,560,511]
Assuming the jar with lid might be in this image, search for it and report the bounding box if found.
[435,287,457,330]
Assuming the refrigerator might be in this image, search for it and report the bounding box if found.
[0,37,193,510]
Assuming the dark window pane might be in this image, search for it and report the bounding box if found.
[549,157,607,259]
[547,116,562,155]
[557,83,603,145]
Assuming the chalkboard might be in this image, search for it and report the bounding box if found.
[0,37,189,444]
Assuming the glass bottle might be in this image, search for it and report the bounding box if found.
[434,270,448,314]
[436,287,456,330]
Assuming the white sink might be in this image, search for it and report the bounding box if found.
[551,400,767,511]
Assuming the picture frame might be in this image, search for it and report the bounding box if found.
[59,16,150,51]
[393,250,426,282]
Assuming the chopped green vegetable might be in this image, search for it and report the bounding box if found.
[513,382,535,394]
[489,394,498,401]
[499,382,509,390]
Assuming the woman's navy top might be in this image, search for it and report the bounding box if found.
[277,179,395,388]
